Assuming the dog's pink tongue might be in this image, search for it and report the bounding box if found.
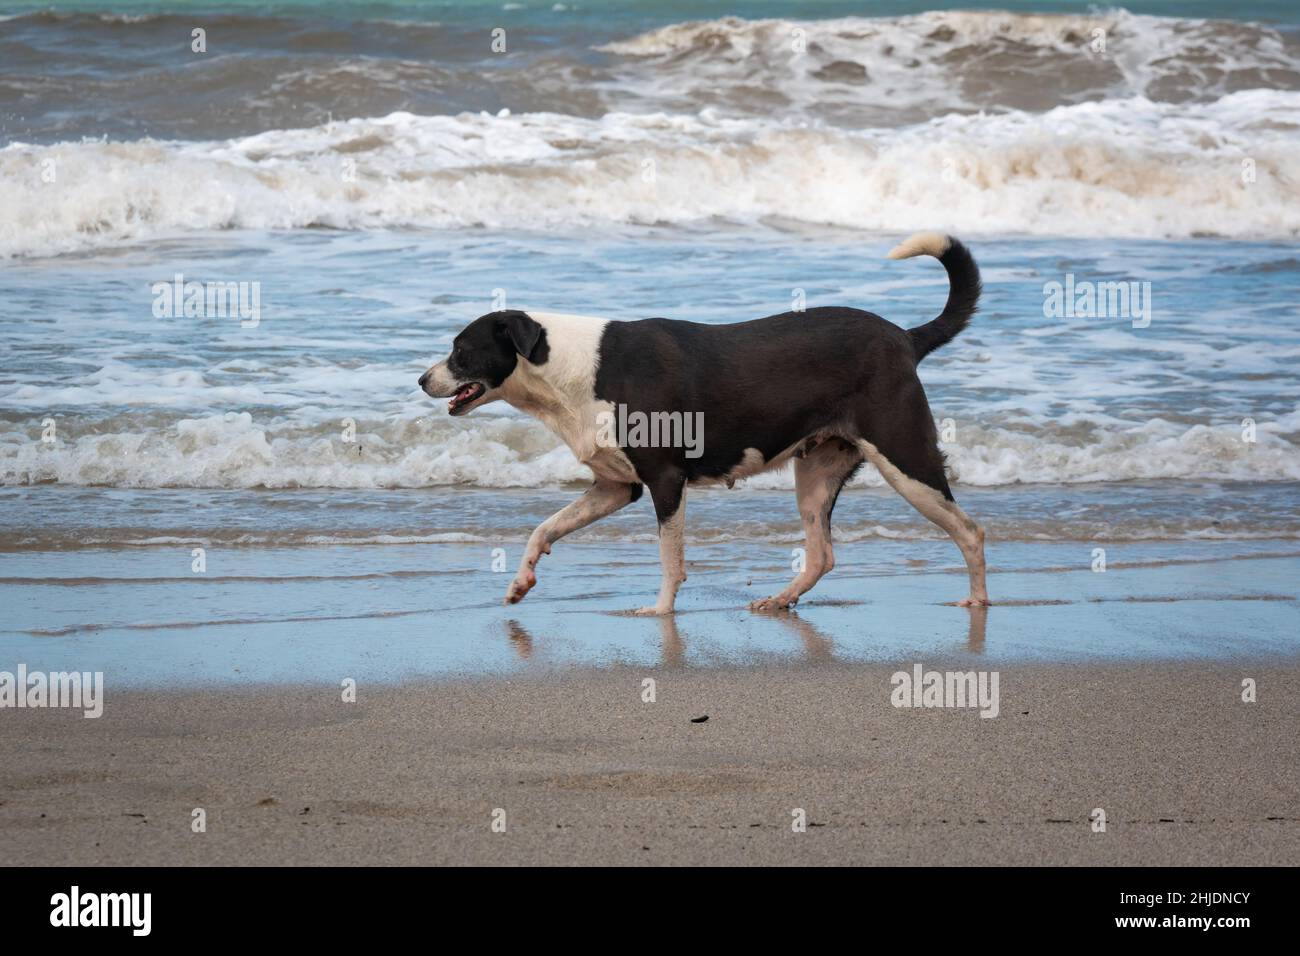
[449,384,476,409]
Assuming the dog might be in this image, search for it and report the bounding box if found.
[419,231,988,615]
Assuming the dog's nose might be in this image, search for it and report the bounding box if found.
[418,371,430,389]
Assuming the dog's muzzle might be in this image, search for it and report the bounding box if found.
[420,361,486,415]
[419,361,457,398]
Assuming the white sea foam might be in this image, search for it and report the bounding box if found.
[3,409,1297,489]
[3,89,1298,258]
[598,10,1300,115]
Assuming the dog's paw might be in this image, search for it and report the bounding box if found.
[749,594,797,612]
[504,571,536,605]
[633,605,671,617]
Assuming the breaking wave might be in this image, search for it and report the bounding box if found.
[3,89,1299,258]
[4,410,1298,489]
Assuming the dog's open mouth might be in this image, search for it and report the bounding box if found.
[448,382,486,415]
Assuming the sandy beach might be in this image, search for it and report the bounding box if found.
[2,661,1296,866]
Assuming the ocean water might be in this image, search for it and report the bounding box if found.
[5,4,1300,249]
[1,1,1298,673]
[2,228,1298,544]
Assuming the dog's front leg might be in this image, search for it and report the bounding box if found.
[506,480,638,605]
[635,473,687,616]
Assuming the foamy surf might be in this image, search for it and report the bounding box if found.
[4,410,1298,489]
[3,88,1299,258]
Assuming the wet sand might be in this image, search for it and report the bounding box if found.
[2,662,1297,866]
[3,539,1299,683]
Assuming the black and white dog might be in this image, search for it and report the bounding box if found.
[419,231,988,615]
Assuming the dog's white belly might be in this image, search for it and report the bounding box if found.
[692,433,847,488]
[690,441,804,488]
[721,447,773,483]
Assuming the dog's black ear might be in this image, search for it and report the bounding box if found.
[502,311,549,365]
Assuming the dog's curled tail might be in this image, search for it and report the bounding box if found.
[887,232,982,362]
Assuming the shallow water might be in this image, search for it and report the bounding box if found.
[2,539,1297,684]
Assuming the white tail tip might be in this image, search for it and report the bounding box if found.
[887,231,952,260]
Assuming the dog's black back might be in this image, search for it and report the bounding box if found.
[594,307,952,498]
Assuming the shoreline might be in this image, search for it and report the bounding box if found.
[3,539,1298,686]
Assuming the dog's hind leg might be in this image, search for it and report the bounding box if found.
[635,470,687,616]
[751,439,861,611]
[855,438,989,606]
[506,479,639,605]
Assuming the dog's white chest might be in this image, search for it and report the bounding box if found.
[528,401,639,485]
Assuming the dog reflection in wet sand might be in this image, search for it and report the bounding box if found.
[501,609,986,664]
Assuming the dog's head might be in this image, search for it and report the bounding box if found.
[419,310,549,416]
